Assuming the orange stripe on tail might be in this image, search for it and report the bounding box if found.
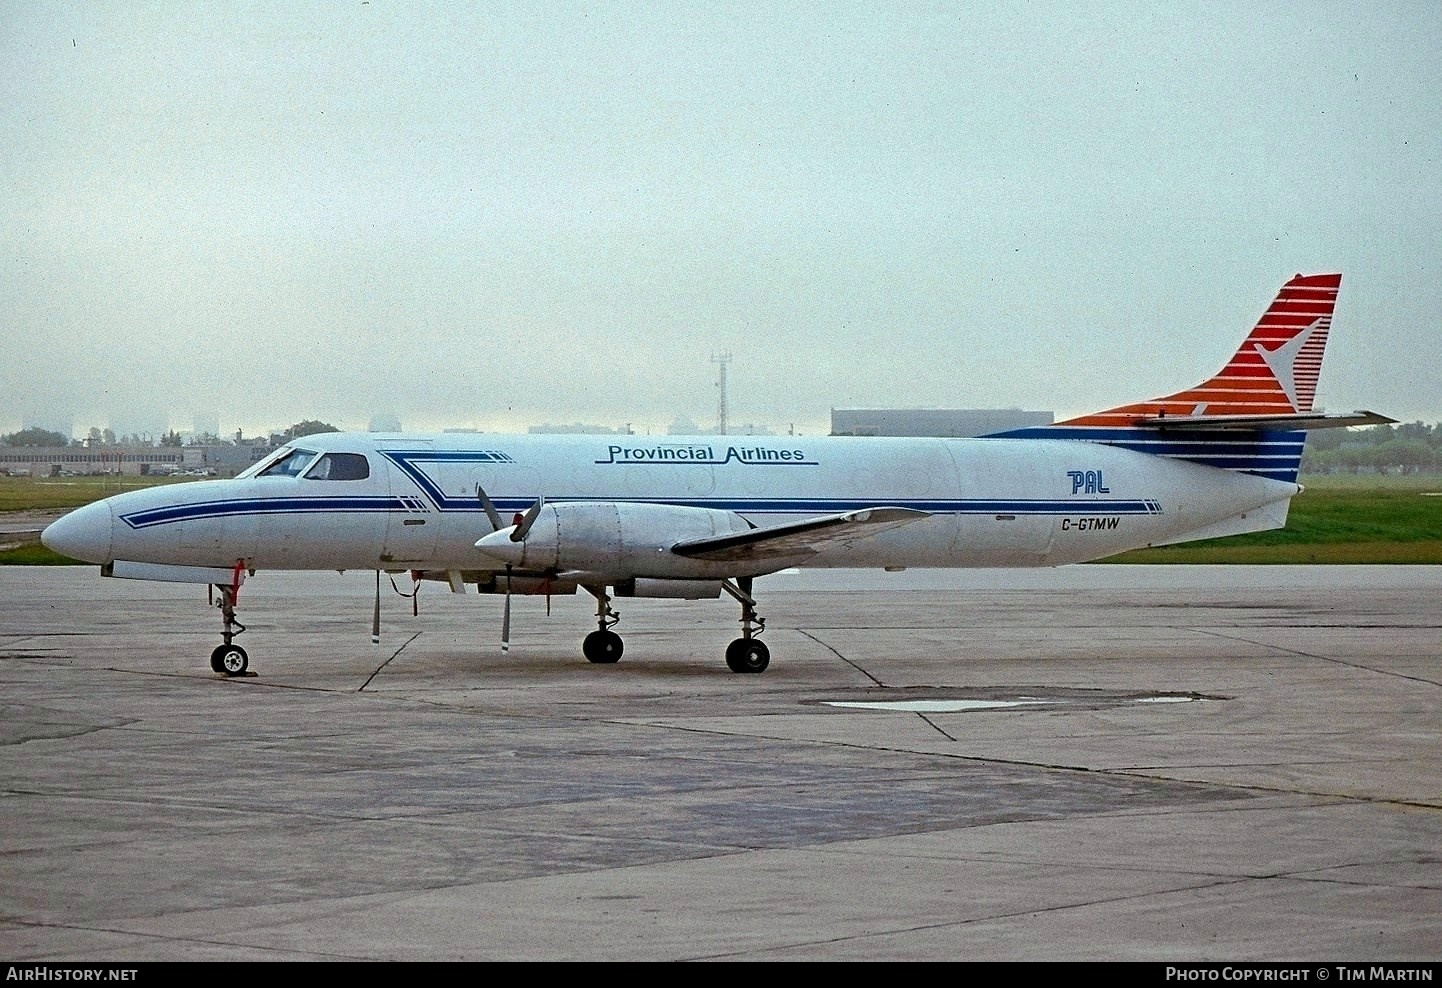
[1060,273,1339,426]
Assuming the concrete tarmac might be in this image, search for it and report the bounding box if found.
[2,565,1439,962]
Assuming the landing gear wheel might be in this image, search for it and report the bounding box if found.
[726,638,770,674]
[582,630,624,664]
[210,643,248,676]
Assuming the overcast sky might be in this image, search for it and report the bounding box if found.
[3,1,1439,439]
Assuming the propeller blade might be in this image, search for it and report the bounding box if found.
[510,496,545,542]
[501,565,512,653]
[475,484,504,532]
[372,570,381,644]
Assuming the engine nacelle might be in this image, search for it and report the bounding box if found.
[614,578,723,599]
[475,502,752,580]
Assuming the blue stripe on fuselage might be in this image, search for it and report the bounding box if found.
[986,426,1306,482]
[119,496,410,530]
[119,494,1164,530]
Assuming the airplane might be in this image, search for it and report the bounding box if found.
[41,272,1391,676]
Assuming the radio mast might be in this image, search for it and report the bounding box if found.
[711,352,732,436]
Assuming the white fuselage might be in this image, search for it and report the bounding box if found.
[49,431,1299,580]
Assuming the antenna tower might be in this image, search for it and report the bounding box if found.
[711,353,732,436]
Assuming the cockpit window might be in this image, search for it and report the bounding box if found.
[236,447,287,479]
[303,452,370,481]
[257,447,318,478]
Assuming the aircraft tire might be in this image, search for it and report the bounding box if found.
[583,630,623,664]
[725,638,769,674]
[214,644,248,677]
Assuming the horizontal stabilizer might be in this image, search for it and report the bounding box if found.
[671,507,929,562]
[1133,410,1396,432]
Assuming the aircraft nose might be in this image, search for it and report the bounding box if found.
[42,500,114,563]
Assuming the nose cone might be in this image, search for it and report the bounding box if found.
[42,500,114,563]
[474,527,525,565]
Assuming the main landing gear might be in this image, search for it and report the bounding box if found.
[581,586,623,664]
[208,579,249,676]
[722,576,768,674]
[577,578,769,673]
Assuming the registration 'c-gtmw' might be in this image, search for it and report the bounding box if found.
[42,273,1391,675]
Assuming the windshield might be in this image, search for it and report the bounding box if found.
[235,447,291,479]
[256,447,319,478]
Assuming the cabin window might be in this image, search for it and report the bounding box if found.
[257,447,318,478]
[304,452,371,481]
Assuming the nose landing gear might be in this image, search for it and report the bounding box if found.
[210,641,248,676]
[208,566,249,676]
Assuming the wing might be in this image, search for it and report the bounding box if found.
[670,507,929,563]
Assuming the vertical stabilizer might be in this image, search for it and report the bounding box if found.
[1060,273,1339,426]
[986,274,1346,483]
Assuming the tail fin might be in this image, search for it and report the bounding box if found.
[984,273,1392,483]
[1061,273,1339,426]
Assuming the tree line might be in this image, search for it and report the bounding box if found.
[1,422,339,448]
[1301,421,1442,475]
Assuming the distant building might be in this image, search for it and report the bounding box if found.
[665,416,772,436]
[0,442,277,478]
[368,413,402,432]
[204,442,276,476]
[528,423,632,435]
[0,446,186,477]
[830,408,1053,438]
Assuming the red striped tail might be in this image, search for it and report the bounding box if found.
[1061,273,1339,426]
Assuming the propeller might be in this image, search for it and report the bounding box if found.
[501,565,513,653]
[479,484,545,538]
[372,569,381,644]
[475,485,545,559]
[477,485,543,653]
[476,483,504,533]
[511,496,545,542]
